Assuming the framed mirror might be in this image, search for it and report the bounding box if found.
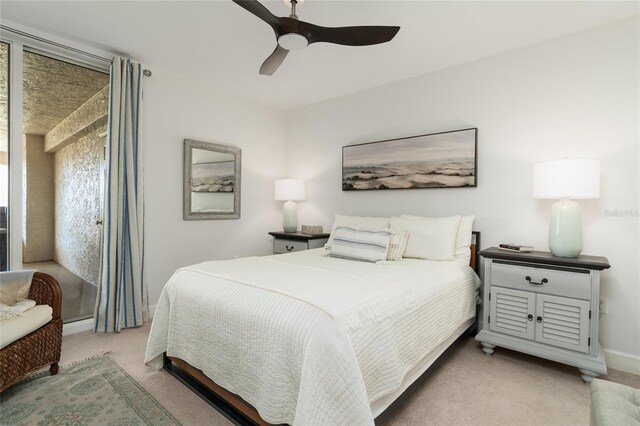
[183,139,241,220]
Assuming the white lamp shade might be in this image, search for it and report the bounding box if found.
[275,179,306,201]
[533,159,600,199]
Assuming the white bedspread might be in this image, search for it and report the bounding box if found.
[145,249,477,426]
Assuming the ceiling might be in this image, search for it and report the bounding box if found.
[0,48,108,152]
[0,1,638,111]
[22,52,109,135]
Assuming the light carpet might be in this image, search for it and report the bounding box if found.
[0,356,180,426]
[56,323,640,426]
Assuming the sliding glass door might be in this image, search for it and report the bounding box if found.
[0,42,9,271]
[21,50,109,322]
[0,29,111,325]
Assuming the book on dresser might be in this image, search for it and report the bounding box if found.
[498,243,534,252]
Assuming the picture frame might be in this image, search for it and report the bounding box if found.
[342,128,477,191]
[183,139,241,220]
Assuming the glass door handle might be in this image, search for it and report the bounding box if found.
[96,220,103,225]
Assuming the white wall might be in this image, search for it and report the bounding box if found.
[143,69,286,305]
[23,134,54,263]
[285,18,640,362]
[54,127,103,285]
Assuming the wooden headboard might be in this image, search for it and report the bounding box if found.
[470,231,481,273]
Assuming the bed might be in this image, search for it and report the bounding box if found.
[145,231,480,426]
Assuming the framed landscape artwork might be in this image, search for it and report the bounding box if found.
[342,128,477,191]
[184,139,241,220]
[191,160,235,193]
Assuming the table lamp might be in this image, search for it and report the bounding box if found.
[533,159,600,258]
[275,179,305,233]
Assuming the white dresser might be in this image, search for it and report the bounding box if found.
[268,231,330,254]
[475,247,610,383]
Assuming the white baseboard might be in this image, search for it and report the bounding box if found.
[62,318,94,336]
[605,349,640,375]
[62,305,156,337]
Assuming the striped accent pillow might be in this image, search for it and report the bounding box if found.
[329,226,392,263]
[324,215,391,249]
[387,230,409,261]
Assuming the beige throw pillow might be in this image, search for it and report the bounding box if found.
[387,230,409,261]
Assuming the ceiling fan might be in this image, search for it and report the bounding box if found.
[232,0,400,76]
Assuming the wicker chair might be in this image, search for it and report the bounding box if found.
[0,272,63,393]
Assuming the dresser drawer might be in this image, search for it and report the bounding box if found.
[273,239,308,254]
[490,261,591,300]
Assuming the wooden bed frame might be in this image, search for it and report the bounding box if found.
[163,231,481,426]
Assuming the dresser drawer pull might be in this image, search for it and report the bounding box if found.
[528,314,533,321]
[285,245,294,252]
[525,276,548,286]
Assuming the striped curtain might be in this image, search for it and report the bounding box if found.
[94,57,147,333]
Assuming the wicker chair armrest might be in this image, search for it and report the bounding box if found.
[28,272,62,320]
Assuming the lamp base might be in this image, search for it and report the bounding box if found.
[548,198,582,258]
[282,200,298,233]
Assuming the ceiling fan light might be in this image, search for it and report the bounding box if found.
[278,33,308,51]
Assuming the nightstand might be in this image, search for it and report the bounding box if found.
[475,247,610,383]
[268,231,330,254]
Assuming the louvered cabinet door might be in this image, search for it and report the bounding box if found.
[489,287,535,340]
[534,294,590,353]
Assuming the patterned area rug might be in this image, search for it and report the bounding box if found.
[0,356,181,425]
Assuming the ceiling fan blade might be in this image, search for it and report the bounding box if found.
[232,0,281,30]
[300,22,400,46]
[260,45,289,76]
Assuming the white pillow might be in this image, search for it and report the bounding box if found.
[455,215,475,263]
[325,214,390,248]
[390,216,461,260]
[401,214,475,263]
[329,226,392,263]
[0,270,35,305]
[387,230,409,261]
